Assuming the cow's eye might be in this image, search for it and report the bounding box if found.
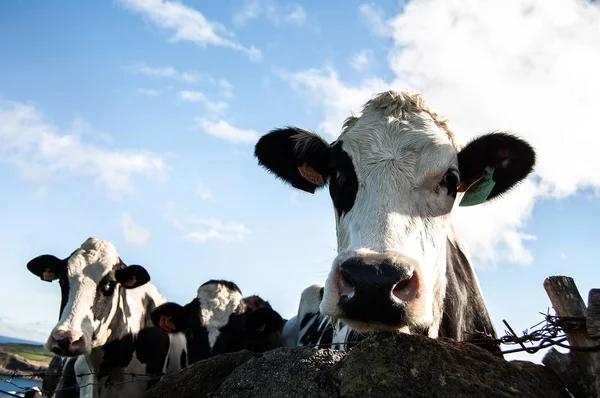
[441,169,460,197]
[100,281,115,296]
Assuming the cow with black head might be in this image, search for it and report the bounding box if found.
[254,90,537,355]
[151,279,285,363]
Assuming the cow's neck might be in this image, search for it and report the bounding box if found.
[435,233,500,353]
[89,283,166,366]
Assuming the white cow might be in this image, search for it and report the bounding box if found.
[27,238,188,397]
[255,90,536,355]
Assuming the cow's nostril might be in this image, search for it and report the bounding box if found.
[56,338,71,351]
[338,270,356,300]
[392,272,417,302]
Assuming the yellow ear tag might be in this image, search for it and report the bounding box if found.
[459,166,496,207]
[123,276,137,288]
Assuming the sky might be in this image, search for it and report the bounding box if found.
[1,0,599,364]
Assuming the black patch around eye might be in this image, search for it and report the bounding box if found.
[100,281,116,296]
[328,142,358,217]
[441,170,459,198]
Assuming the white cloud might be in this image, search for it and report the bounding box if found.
[184,218,250,243]
[280,66,388,139]
[350,49,373,71]
[195,118,260,144]
[196,182,213,200]
[359,3,392,36]
[281,0,600,267]
[119,0,262,61]
[0,99,166,198]
[179,90,206,102]
[204,100,229,117]
[217,78,235,99]
[137,88,161,97]
[0,314,53,344]
[119,213,151,246]
[234,0,306,26]
[126,63,200,83]
[164,203,249,243]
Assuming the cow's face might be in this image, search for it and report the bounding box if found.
[27,238,151,356]
[254,90,536,333]
[151,282,284,354]
[151,280,243,336]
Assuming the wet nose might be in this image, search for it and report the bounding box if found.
[339,258,406,291]
[336,254,417,325]
[52,330,84,355]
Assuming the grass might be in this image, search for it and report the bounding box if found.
[0,342,53,363]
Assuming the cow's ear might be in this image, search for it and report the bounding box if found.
[246,308,285,334]
[254,127,331,194]
[115,265,151,289]
[457,132,536,207]
[151,302,188,333]
[27,254,66,282]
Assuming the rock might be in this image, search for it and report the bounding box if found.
[333,334,569,398]
[216,348,344,397]
[144,350,254,398]
[144,334,570,398]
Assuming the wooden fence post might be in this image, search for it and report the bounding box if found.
[541,276,600,398]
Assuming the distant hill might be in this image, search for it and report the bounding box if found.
[0,335,43,346]
[0,339,52,378]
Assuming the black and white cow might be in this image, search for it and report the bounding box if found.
[38,355,81,398]
[151,279,285,363]
[282,282,364,350]
[27,238,188,397]
[254,90,536,354]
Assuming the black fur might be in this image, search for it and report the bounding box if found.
[27,242,178,395]
[328,142,359,217]
[26,254,67,281]
[440,238,502,356]
[200,279,242,294]
[254,127,331,193]
[135,327,172,389]
[115,265,151,289]
[457,132,536,201]
[151,281,285,364]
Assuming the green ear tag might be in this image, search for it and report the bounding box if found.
[459,166,496,207]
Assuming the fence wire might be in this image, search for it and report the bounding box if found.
[2,311,600,396]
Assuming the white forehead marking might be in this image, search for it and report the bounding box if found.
[67,237,121,280]
[196,283,243,349]
[341,91,460,150]
[338,91,460,185]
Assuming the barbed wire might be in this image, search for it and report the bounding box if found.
[2,310,599,396]
[0,369,165,397]
[466,309,600,356]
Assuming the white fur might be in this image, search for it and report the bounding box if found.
[44,238,187,398]
[196,283,243,349]
[47,238,167,352]
[319,91,462,333]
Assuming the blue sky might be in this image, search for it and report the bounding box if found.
[1,0,599,363]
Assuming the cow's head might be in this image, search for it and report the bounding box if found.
[240,295,285,352]
[150,279,244,336]
[27,238,151,356]
[151,281,284,355]
[254,90,536,333]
